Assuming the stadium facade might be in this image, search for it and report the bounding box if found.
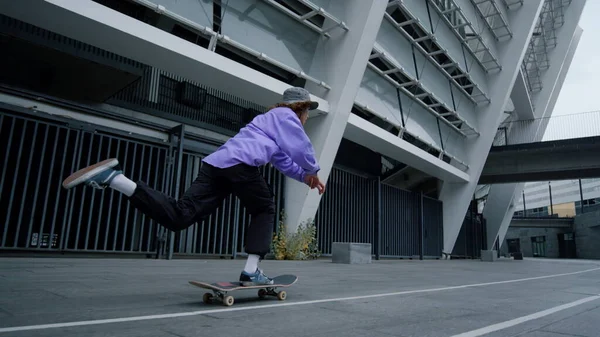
[0,0,586,259]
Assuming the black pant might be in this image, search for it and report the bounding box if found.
[128,163,275,258]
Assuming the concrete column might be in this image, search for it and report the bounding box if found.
[438,0,545,255]
[283,0,388,232]
[487,24,584,251]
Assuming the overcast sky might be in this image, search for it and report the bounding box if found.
[552,1,599,117]
[538,1,599,142]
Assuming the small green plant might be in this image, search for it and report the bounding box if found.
[271,211,321,260]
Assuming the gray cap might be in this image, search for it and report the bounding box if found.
[281,87,319,110]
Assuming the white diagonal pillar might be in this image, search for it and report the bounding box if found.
[283,1,388,232]
[486,21,585,251]
[438,0,545,255]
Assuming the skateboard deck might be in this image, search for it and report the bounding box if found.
[189,274,297,306]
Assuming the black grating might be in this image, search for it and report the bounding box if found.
[0,106,284,257]
[314,168,377,256]
[314,167,444,258]
[451,201,487,258]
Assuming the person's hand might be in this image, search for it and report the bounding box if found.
[304,174,326,195]
[314,179,325,195]
[304,174,318,188]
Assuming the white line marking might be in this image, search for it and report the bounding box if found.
[1,266,599,333]
[450,294,600,337]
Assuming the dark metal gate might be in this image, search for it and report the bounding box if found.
[0,106,170,254]
[314,168,377,256]
[0,104,284,258]
[315,167,444,259]
[451,201,487,259]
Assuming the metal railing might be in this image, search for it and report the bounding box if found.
[0,110,170,253]
[314,168,444,259]
[366,43,479,137]
[385,0,491,105]
[521,0,572,95]
[493,110,600,146]
[108,67,266,137]
[428,0,502,73]
[314,168,377,256]
[0,107,285,257]
[261,0,349,37]
[128,0,331,90]
[469,0,515,41]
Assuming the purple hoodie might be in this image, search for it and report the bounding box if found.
[202,107,320,182]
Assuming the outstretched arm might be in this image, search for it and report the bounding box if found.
[270,150,326,194]
[266,108,320,175]
[270,150,305,183]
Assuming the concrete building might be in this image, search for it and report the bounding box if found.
[0,0,587,259]
[502,208,600,260]
[500,178,600,260]
[514,178,600,217]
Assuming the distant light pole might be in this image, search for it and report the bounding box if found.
[549,182,554,216]
[579,179,584,214]
[522,190,527,217]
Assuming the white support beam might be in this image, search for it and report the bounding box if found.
[487,22,584,251]
[511,70,535,119]
[282,0,388,233]
[0,0,330,116]
[438,0,545,256]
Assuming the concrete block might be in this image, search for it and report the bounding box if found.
[332,242,372,264]
[480,250,498,262]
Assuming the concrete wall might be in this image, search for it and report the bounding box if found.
[502,227,569,258]
[574,210,600,259]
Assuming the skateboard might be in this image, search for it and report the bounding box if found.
[189,274,297,306]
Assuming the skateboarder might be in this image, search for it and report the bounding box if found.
[63,87,325,286]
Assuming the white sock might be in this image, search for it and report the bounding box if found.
[109,174,137,197]
[244,254,260,274]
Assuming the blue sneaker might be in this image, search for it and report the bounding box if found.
[62,158,122,190]
[239,268,274,286]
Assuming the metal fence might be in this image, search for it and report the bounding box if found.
[0,106,285,257]
[494,110,600,146]
[314,168,377,256]
[380,185,443,258]
[423,196,444,257]
[451,202,487,258]
[314,168,444,259]
[0,109,169,253]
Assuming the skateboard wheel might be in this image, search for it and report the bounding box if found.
[277,291,286,301]
[203,293,213,304]
[223,295,234,306]
[258,289,268,298]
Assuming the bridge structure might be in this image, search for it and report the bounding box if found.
[479,109,600,252]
